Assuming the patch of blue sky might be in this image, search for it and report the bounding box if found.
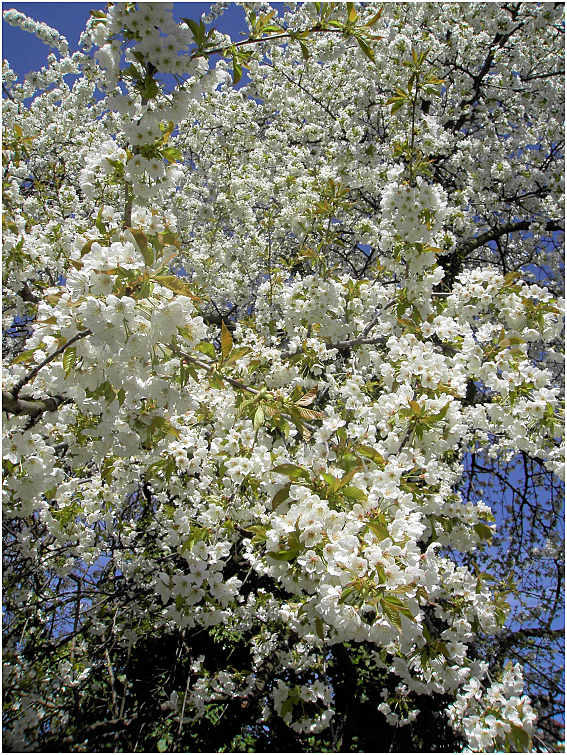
[2,3,281,94]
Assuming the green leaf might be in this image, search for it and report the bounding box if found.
[223,346,252,366]
[508,724,531,753]
[232,60,243,86]
[244,525,267,543]
[280,697,295,717]
[145,416,180,444]
[160,119,174,133]
[209,372,225,389]
[367,515,389,542]
[183,17,203,44]
[429,401,451,423]
[356,36,375,62]
[271,483,292,509]
[129,228,154,266]
[299,40,310,60]
[101,456,115,485]
[178,361,198,385]
[221,320,233,361]
[254,405,264,431]
[11,348,40,365]
[154,275,199,300]
[382,594,413,628]
[366,7,383,27]
[63,346,77,376]
[315,617,325,640]
[474,522,493,542]
[346,2,357,23]
[321,471,341,494]
[162,146,183,164]
[273,463,309,480]
[95,207,106,234]
[157,738,169,752]
[268,548,299,561]
[337,466,361,490]
[341,485,367,501]
[357,444,386,467]
[142,75,159,100]
[195,341,217,360]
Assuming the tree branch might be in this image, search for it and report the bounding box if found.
[11,329,91,397]
[455,220,563,257]
[2,390,67,417]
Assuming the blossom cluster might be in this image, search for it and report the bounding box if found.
[2,2,563,751]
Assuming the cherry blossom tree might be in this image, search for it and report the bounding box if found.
[2,2,564,752]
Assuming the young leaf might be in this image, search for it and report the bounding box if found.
[268,548,299,561]
[129,228,154,267]
[232,60,243,86]
[223,346,252,366]
[409,400,422,415]
[220,320,233,360]
[295,386,318,406]
[356,36,375,62]
[321,471,340,494]
[195,341,217,360]
[295,407,325,420]
[357,444,386,467]
[474,522,494,542]
[347,2,357,23]
[271,483,292,509]
[366,7,383,27]
[154,275,200,300]
[367,517,389,542]
[11,348,40,365]
[273,463,309,479]
[162,146,183,164]
[341,485,367,501]
[336,465,361,490]
[63,346,77,376]
[254,405,264,431]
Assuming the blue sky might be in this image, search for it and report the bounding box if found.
[2,2,263,79]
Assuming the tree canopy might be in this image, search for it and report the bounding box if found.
[2,2,564,752]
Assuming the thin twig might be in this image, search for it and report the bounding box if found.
[331,335,387,351]
[176,349,260,395]
[104,648,119,718]
[11,329,91,397]
[194,27,350,59]
[177,669,192,739]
